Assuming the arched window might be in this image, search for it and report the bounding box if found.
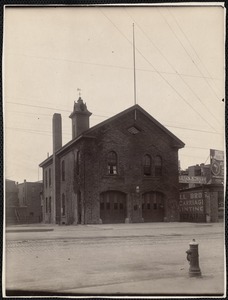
[155,156,162,176]
[143,154,151,176]
[62,160,65,181]
[107,151,117,175]
[62,193,66,216]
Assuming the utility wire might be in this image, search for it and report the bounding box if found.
[6,101,108,118]
[5,126,220,151]
[5,107,223,135]
[158,8,221,101]
[100,9,219,133]
[124,9,222,128]
[163,124,222,135]
[6,109,108,120]
[8,51,216,79]
[204,154,210,164]
[168,8,222,94]
[6,127,71,137]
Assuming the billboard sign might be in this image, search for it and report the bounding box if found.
[179,190,205,222]
[179,191,204,213]
[179,175,207,184]
[210,149,224,184]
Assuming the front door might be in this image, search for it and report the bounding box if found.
[142,192,164,222]
[100,191,126,224]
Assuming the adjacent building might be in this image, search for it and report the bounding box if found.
[17,180,43,223]
[40,97,185,225]
[5,179,19,224]
[5,179,43,224]
[179,150,224,222]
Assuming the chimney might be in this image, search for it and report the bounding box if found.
[53,113,62,152]
[52,113,62,224]
[69,97,92,139]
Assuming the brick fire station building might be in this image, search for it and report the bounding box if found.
[39,97,185,225]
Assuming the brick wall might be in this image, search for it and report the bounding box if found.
[64,109,181,224]
[41,108,182,225]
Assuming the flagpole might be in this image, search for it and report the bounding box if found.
[133,23,137,105]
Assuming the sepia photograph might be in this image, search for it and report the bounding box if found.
[3,3,226,297]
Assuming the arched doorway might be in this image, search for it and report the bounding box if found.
[142,192,165,222]
[100,191,126,224]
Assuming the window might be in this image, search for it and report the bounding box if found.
[107,151,117,175]
[153,203,157,210]
[49,169,51,186]
[106,202,110,210]
[134,205,138,211]
[143,154,151,176]
[76,151,80,175]
[45,170,48,188]
[45,197,48,213]
[62,160,65,181]
[114,202,118,210]
[147,203,150,210]
[73,124,76,139]
[100,202,104,210]
[49,197,51,213]
[62,194,66,216]
[155,156,162,176]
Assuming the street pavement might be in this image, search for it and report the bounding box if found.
[4,222,226,297]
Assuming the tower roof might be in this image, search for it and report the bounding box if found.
[69,97,92,119]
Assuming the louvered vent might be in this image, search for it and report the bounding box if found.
[128,126,140,135]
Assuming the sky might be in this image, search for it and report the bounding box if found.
[3,4,225,183]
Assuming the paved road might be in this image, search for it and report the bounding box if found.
[4,222,225,296]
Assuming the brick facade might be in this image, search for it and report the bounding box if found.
[40,99,184,225]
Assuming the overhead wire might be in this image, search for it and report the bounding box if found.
[99,8,219,133]
[157,8,222,101]
[5,106,222,135]
[123,8,222,128]
[6,100,109,118]
[168,8,223,93]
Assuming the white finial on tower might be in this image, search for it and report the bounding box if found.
[77,88,82,98]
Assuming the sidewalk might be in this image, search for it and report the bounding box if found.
[4,222,225,297]
[5,221,224,240]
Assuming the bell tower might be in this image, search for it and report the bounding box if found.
[69,97,92,139]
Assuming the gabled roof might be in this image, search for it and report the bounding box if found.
[81,104,185,147]
[40,104,185,166]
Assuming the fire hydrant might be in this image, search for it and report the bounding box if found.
[186,239,201,277]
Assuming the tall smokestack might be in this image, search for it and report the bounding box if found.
[53,113,62,152]
[52,113,62,224]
